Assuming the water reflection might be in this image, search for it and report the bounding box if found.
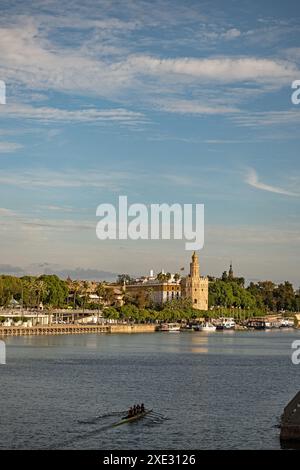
[191,334,208,354]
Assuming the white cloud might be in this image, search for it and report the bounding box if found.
[157,99,239,115]
[232,110,300,127]
[0,21,133,97]
[129,55,298,84]
[0,168,135,190]
[222,28,241,40]
[37,205,74,213]
[245,168,300,197]
[0,207,17,216]
[0,103,146,124]
[0,20,298,105]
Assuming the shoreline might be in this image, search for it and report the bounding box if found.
[0,323,157,337]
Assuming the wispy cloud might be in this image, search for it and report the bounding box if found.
[232,110,300,127]
[129,55,298,84]
[0,18,298,111]
[156,99,239,115]
[0,103,146,125]
[0,168,135,190]
[245,168,300,197]
[0,141,23,153]
[37,205,75,213]
[0,207,17,216]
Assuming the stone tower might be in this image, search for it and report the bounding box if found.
[181,251,208,310]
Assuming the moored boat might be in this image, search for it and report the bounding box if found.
[280,319,294,328]
[198,322,216,332]
[216,318,236,330]
[159,323,181,332]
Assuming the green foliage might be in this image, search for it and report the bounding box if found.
[0,275,23,306]
[0,271,298,318]
[117,274,135,285]
[209,278,299,314]
[39,275,68,308]
[103,306,120,320]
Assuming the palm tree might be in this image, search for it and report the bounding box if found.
[156,272,167,283]
[82,281,90,314]
[70,280,82,323]
[96,282,106,323]
[103,287,115,306]
[34,279,46,325]
[72,281,80,310]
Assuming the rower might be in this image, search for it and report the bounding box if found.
[128,407,133,417]
[141,403,145,412]
[133,405,137,415]
[136,404,141,414]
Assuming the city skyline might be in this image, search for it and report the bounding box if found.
[0,0,299,286]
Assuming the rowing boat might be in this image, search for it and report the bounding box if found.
[113,409,152,427]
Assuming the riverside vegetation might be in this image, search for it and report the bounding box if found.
[0,272,299,323]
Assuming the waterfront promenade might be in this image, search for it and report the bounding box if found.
[0,323,156,337]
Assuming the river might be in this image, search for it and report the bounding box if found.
[1,329,299,449]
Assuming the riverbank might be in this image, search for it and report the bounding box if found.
[0,323,156,337]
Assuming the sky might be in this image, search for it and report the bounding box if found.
[0,0,300,285]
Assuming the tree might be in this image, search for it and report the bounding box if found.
[38,275,68,308]
[103,287,116,306]
[221,271,228,282]
[72,280,81,310]
[120,304,140,322]
[117,274,134,285]
[274,281,295,312]
[131,289,152,309]
[209,279,256,314]
[247,281,276,311]
[156,272,168,282]
[0,275,22,307]
[95,282,106,321]
[103,306,119,320]
[82,281,90,313]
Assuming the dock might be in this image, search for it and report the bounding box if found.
[0,323,156,337]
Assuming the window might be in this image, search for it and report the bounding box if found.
[194,299,197,304]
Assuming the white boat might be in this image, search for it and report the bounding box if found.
[159,323,181,332]
[265,321,281,329]
[280,319,294,328]
[217,317,236,330]
[224,318,235,329]
[198,322,216,332]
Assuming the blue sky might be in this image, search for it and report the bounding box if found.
[0,0,300,284]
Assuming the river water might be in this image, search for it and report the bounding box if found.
[1,329,300,449]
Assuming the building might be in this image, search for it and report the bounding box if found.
[125,251,208,310]
[181,251,209,310]
[125,278,181,305]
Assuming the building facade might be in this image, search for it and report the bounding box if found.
[125,251,208,310]
[125,281,181,305]
[181,251,209,310]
